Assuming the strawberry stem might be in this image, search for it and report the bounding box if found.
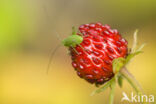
[120,67,144,95]
[109,78,116,104]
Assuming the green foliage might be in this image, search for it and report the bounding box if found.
[91,78,115,96]
[125,51,142,64]
[136,43,146,52]
[125,30,146,64]
[117,74,123,88]
[112,57,125,74]
[131,30,138,53]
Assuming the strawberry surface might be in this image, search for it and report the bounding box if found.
[70,23,128,86]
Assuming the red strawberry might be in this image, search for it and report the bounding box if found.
[65,23,128,86]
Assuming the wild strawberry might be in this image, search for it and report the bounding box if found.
[63,23,128,86]
[62,26,145,104]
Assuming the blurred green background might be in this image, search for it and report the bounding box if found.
[0,0,156,104]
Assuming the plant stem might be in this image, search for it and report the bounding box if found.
[120,67,144,95]
[109,78,116,104]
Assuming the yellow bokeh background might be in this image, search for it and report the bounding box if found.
[0,0,156,104]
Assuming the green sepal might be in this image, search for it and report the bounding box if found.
[117,74,123,88]
[125,51,142,64]
[131,29,138,53]
[136,43,146,52]
[91,77,115,96]
[112,50,143,74]
[125,29,145,64]
[112,57,126,74]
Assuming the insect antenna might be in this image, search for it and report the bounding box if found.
[47,32,62,74]
[47,43,61,74]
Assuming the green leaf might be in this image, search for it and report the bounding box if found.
[125,29,146,64]
[112,58,126,74]
[117,75,123,88]
[91,78,115,96]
